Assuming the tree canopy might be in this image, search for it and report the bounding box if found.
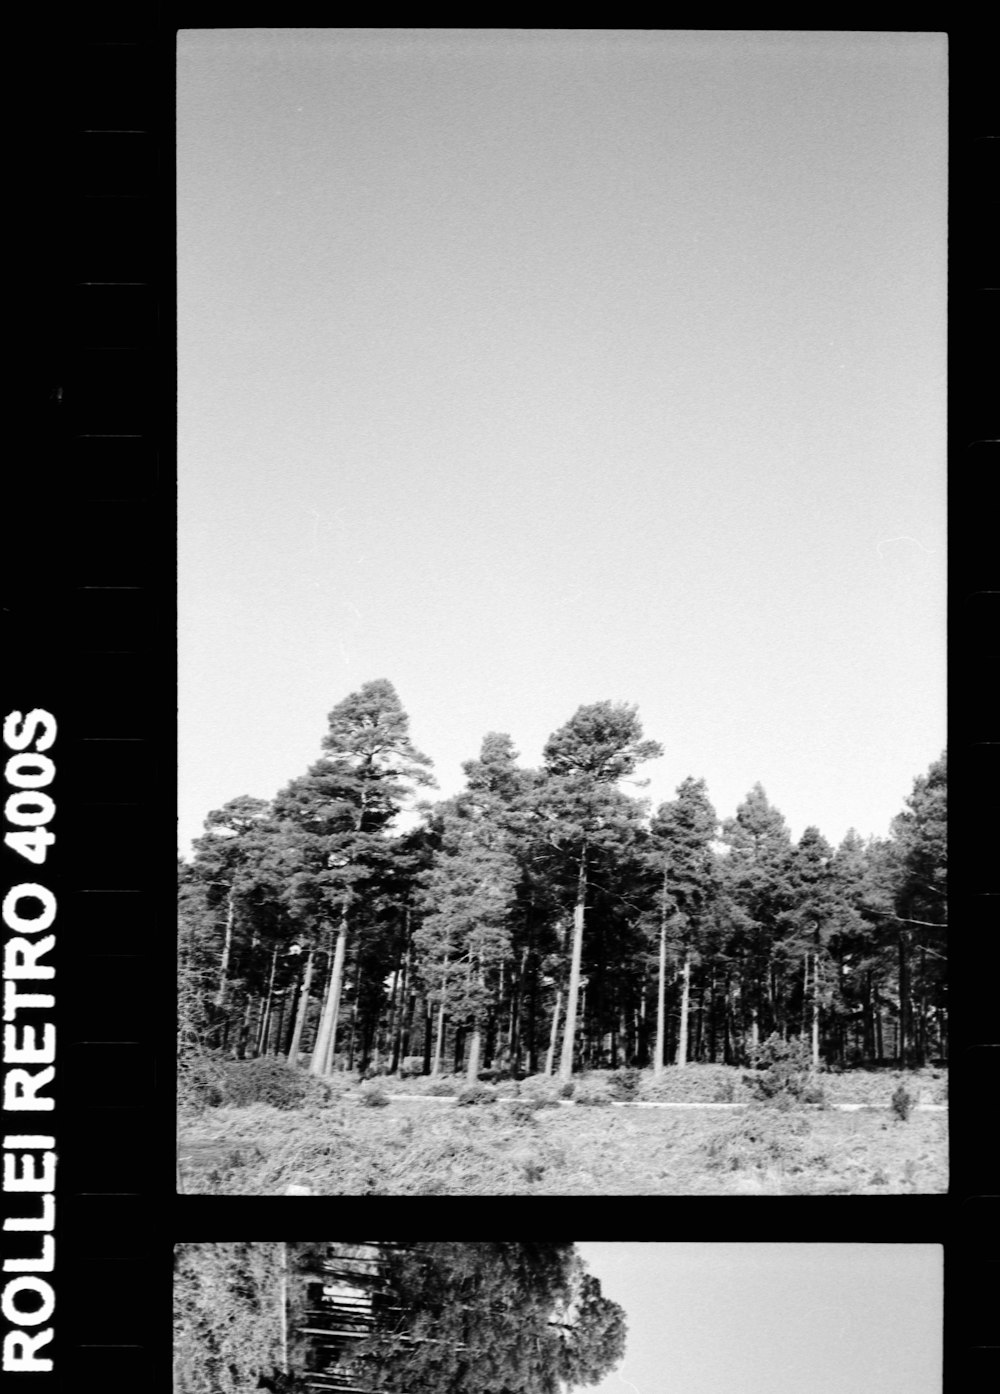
[180,679,947,1080]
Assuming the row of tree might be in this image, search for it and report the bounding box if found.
[179,679,947,1081]
[281,1242,626,1394]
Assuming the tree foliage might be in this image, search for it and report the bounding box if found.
[180,680,947,1079]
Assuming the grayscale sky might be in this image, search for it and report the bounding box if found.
[575,1243,942,1394]
[178,29,946,857]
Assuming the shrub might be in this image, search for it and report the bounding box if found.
[455,1083,498,1107]
[559,1080,576,1100]
[518,1074,562,1103]
[891,1083,915,1121]
[638,1063,747,1104]
[574,1081,613,1107]
[358,1084,389,1108]
[507,1100,539,1126]
[743,1034,816,1105]
[607,1067,643,1101]
[205,1058,315,1111]
[705,1108,811,1174]
[427,1079,459,1097]
[180,1054,229,1110]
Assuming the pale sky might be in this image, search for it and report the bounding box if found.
[178,29,946,858]
[575,1243,942,1394]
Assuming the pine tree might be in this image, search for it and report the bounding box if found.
[274,681,435,1076]
[415,797,519,1081]
[538,702,662,1080]
[719,785,794,1056]
[886,751,947,1065]
[783,825,836,1066]
[647,777,719,1070]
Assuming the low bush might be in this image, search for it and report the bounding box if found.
[607,1067,643,1101]
[518,1074,563,1104]
[574,1080,614,1107]
[455,1083,498,1107]
[507,1100,540,1126]
[705,1107,812,1174]
[192,1057,317,1111]
[743,1034,816,1106]
[179,1054,229,1110]
[637,1063,749,1104]
[358,1084,389,1109]
[891,1084,915,1121]
[427,1079,459,1097]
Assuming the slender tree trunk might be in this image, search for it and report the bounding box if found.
[432,995,446,1077]
[215,886,237,1007]
[811,952,821,1069]
[311,917,347,1077]
[465,1022,482,1083]
[400,987,416,1067]
[676,944,691,1067]
[422,998,433,1075]
[287,950,315,1065]
[391,930,411,1074]
[559,847,587,1081]
[256,946,279,1057]
[898,928,910,1068]
[708,965,717,1063]
[236,994,255,1059]
[655,881,668,1075]
[544,988,562,1076]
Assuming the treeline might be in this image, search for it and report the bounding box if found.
[285,1242,625,1394]
[179,679,947,1083]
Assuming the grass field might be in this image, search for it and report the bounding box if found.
[177,1065,947,1196]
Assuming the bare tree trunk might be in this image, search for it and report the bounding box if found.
[423,999,433,1075]
[465,1023,482,1084]
[256,946,279,1056]
[391,927,411,1074]
[898,928,910,1067]
[215,886,236,1007]
[655,880,668,1075]
[432,1000,446,1076]
[544,988,562,1076]
[559,847,587,1082]
[676,945,691,1067]
[811,931,821,1068]
[310,917,347,1077]
[287,950,315,1065]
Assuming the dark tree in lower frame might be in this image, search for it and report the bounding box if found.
[307,1243,627,1394]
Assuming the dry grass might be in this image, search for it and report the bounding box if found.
[178,1069,947,1196]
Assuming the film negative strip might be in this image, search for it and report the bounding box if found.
[3,8,171,1391]
[2,18,996,1394]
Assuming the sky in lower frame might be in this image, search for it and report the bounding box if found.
[574,1243,942,1394]
[178,29,946,857]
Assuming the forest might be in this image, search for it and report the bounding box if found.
[173,1241,626,1394]
[179,679,947,1093]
